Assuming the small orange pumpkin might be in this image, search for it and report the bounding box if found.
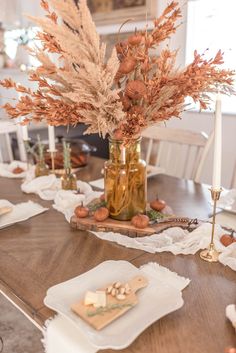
[150,198,166,211]
[131,214,149,229]
[74,203,89,218]
[220,234,234,247]
[94,207,109,222]
[12,166,24,174]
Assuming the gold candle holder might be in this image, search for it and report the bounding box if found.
[47,149,57,174]
[200,187,222,263]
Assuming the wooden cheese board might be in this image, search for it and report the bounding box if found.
[70,214,200,238]
[71,275,148,330]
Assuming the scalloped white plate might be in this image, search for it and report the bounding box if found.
[44,260,184,350]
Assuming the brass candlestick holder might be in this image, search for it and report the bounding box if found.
[200,187,222,263]
[47,149,57,174]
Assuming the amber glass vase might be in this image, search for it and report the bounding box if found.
[104,138,146,221]
[61,168,77,191]
[35,159,50,177]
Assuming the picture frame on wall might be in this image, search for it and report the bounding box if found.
[75,0,157,26]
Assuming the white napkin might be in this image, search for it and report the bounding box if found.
[43,262,190,353]
[219,243,236,271]
[0,199,48,229]
[0,160,28,178]
[53,181,103,222]
[226,304,236,330]
[218,189,236,209]
[21,174,60,200]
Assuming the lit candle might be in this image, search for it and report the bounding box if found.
[48,125,56,151]
[212,93,222,190]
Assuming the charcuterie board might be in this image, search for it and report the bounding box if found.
[71,275,148,330]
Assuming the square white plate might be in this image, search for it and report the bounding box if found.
[44,260,184,350]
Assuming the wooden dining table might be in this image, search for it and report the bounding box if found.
[0,156,235,353]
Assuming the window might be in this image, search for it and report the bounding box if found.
[186,0,236,114]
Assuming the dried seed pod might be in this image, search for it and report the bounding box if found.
[113,128,124,140]
[119,57,136,74]
[116,294,126,301]
[116,41,128,55]
[127,34,143,46]
[129,105,144,115]
[125,80,147,100]
[111,288,117,297]
[121,95,132,111]
[114,281,121,289]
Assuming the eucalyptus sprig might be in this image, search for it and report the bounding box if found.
[87,303,133,317]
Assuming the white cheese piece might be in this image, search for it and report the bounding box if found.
[84,291,99,306]
[93,291,106,308]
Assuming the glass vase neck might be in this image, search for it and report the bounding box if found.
[108,138,141,164]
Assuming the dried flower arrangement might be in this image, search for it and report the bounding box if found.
[0,0,235,140]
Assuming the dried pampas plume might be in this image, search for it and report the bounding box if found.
[0,0,235,140]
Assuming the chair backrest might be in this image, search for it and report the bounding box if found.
[0,119,26,162]
[141,125,213,182]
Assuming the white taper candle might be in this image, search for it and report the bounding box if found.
[48,125,56,151]
[21,123,29,141]
[212,93,222,189]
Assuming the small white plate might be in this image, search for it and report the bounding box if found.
[44,260,184,350]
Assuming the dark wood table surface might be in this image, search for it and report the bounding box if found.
[0,156,235,353]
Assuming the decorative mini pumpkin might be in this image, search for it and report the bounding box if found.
[150,198,166,211]
[131,214,149,229]
[127,34,143,46]
[125,80,147,100]
[74,203,89,218]
[94,207,109,221]
[220,234,234,247]
[119,57,136,74]
[12,166,24,174]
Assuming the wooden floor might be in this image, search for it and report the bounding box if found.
[0,157,235,353]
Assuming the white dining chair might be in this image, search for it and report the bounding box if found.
[141,125,214,182]
[0,119,26,162]
[231,161,236,188]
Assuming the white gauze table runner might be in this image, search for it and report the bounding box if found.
[0,199,48,229]
[18,175,236,271]
[43,262,190,353]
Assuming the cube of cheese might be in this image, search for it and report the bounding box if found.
[84,291,99,306]
[93,291,106,308]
